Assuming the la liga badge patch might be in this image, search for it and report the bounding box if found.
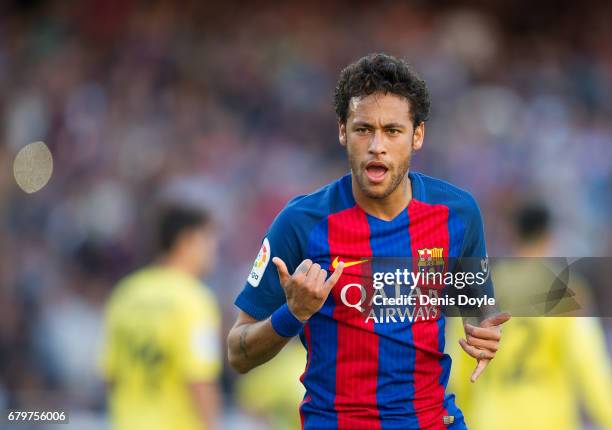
[247,237,270,287]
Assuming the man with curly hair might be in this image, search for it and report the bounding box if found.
[228,53,510,430]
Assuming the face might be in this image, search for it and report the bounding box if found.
[180,224,218,276]
[339,92,424,199]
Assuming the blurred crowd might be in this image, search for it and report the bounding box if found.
[0,0,611,427]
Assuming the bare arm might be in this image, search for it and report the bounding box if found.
[227,258,345,374]
[227,311,292,374]
[188,381,220,429]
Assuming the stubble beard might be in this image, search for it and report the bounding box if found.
[348,146,411,200]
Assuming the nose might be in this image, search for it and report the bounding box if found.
[368,130,386,156]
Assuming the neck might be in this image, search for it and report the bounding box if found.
[158,252,197,277]
[351,173,412,221]
[517,240,550,257]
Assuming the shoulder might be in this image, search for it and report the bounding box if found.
[107,267,153,307]
[413,172,482,220]
[182,281,218,308]
[252,176,349,281]
[268,175,349,240]
[277,176,346,222]
[179,282,220,322]
[115,266,150,288]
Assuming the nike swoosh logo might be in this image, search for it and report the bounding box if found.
[331,256,369,269]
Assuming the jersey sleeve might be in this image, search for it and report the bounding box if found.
[234,203,303,320]
[454,194,495,311]
[460,194,487,259]
[176,287,222,382]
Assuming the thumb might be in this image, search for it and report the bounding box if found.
[480,312,511,328]
[272,257,290,285]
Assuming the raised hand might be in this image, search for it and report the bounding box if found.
[272,257,345,322]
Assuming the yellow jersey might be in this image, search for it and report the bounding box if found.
[101,265,221,430]
[236,340,306,430]
[447,261,612,430]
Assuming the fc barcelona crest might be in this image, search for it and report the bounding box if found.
[417,247,445,272]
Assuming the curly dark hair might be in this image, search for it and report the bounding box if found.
[334,53,431,127]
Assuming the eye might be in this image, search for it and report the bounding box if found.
[387,129,401,135]
[355,127,369,133]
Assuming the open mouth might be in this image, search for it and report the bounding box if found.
[365,161,388,184]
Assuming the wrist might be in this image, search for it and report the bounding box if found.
[271,304,305,337]
[287,305,310,323]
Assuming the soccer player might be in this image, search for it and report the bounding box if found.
[448,204,612,430]
[101,205,221,430]
[227,53,510,429]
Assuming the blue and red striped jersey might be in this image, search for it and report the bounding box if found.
[235,171,492,430]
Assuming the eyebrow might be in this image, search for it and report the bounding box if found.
[352,121,407,129]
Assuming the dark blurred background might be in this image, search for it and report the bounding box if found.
[0,0,611,428]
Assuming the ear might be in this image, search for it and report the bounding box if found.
[338,121,347,147]
[412,122,425,152]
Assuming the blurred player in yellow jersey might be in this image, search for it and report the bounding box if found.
[448,203,612,430]
[100,205,222,430]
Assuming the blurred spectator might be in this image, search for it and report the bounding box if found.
[100,204,222,430]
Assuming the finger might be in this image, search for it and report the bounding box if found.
[305,263,322,285]
[471,359,489,383]
[272,257,290,285]
[316,269,327,288]
[293,259,313,282]
[323,262,345,292]
[464,324,501,341]
[480,312,511,328]
[458,338,494,360]
[465,335,498,352]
